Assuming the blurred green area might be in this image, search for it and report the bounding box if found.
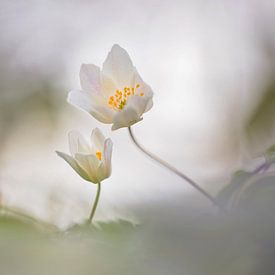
[1,174,275,275]
[0,210,139,275]
[245,78,275,154]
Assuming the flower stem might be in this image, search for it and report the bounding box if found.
[128,126,223,211]
[253,162,272,174]
[89,182,101,224]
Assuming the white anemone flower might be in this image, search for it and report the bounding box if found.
[68,44,153,130]
[56,128,113,184]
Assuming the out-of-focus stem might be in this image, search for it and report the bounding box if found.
[128,126,223,211]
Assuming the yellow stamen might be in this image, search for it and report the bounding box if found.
[96,151,102,161]
[108,84,141,110]
[140,92,144,96]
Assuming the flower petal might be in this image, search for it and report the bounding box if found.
[75,153,100,183]
[112,108,143,131]
[132,68,154,97]
[80,64,101,93]
[97,162,108,182]
[126,95,150,117]
[103,138,113,177]
[68,130,89,156]
[101,73,118,97]
[68,90,114,123]
[102,44,135,87]
[111,93,152,130]
[87,154,102,183]
[90,127,105,153]
[144,97,153,112]
[131,68,154,113]
[56,151,91,182]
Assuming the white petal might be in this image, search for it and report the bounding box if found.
[68,130,90,154]
[144,97,153,112]
[126,95,149,117]
[90,128,105,152]
[97,162,108,182]
[112,108,143,131]
[68,131,79,156]
[101,73,118,97]
[68,90,114,123]
[75,153,100,183]
[102,44,135,87]
[112,95,153,131]
[56,151,91,182]
[80,64,101,93]
[68,89,94,113]
[103,138,113,177]
[132,68,154,98]
[68,130,89,156]
[87,154,102,183]
[111,94,152,130]
[130,68,154,113]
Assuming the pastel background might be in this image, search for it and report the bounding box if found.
[0,1,275,274]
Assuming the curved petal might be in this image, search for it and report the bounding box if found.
[68,130,89,156]
[90,128,105,153]
[75,153,100,183]
[102,44,135,87]
[87,154,102,183]
[80,64,101,93]
[68,90,115,123]
[144,97,153,113]
[103,138,113,177]
[68,131,79,156]
[97,162,108,182]
[132,68,154,98]
[126,95,150,117]
[56,151,91,182]
[112,108,143,131]
[101,73,118,97]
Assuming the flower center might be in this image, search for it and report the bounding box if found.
[96,151,102,161]
[108,84,144,110]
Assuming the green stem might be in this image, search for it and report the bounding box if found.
[128,126,224,211]
[89,182,101,224]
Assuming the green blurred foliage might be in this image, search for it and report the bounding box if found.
[245,79,275,154]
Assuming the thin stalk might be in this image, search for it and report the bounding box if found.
[89,182,101,223]
[128,126,223,210]
[253,162,272,174]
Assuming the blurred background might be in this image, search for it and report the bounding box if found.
[0,0,275,274]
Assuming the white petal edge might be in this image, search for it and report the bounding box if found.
[68,90,114,123]
[103,138,113,178]
[112,108,143,131]
[144,97,153,113]
[126,95,150,117]
[75,153,100,184]
[56,151,91,182]
[68,130,89,156]
[102,44,135,87]
[97,162,108,182]
[91,128,105,153]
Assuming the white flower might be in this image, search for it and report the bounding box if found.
[68,44,153,130]
[56,128,113,184]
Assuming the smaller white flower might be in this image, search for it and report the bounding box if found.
[56,128,113,184]
[68,44,153,130]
